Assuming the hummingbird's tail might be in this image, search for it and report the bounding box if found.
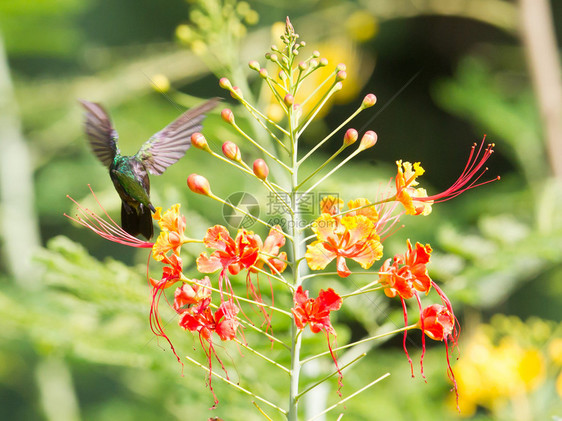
[121,202,154,240]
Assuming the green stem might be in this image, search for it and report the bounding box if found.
[184,355,287,415]
[295,145,347,190]
[287,67,307,421]
[305,373,391,421]
[297,105,363,165]
[300,325,414,365]
[295,353,366,401]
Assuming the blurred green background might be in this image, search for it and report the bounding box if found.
[1,0,561,420]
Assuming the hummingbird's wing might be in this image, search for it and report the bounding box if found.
[135,98,220,175]
[80,100,120,168]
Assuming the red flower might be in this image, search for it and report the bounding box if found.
[197,225,260,276]
[377,239,458,385]
[418,304,455,341]
[173,276,212,313]
[378,240,432,299]
[292,286,344,393]
[252,225,288,274]
[417,304,459,407]
[292,286,342,335]
[179,298,240,405]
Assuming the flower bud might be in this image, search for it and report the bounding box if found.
[309,59,318,68]
[319,58,328,67]
[191,133,209,150]
[361,93,377,109]
[343,128,358,147]
[298,61,307,71]
[312,50,320,58]
[271,44,279,52]
[336,70,347,82]
[336,63,346,71]
[187,174,211,196]
[151,74,170,93]
[333,81,343,91]
[284,94,294,106]
[219,77,232,89]
[278,70,287,81]
[259,68,268,79]
[269,53,278,63]
[221,108,235,124]
[222,141,241,161]
[248,60,260,71]
[358,131,378,151]
[253,159,269,180]
[231,86,243,99]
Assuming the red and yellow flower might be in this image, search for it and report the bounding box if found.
[197,225,261,276]
[305,213,383,277]
[395,137,498,216]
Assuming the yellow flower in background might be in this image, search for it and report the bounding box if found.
[453,318,551,416]
[345,11,379,42]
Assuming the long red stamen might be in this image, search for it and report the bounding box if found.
[421,136,500,203]
[400,297,415,377]
[66,185,153,248]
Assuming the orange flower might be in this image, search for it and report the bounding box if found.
[151,204,187,261]
[173,276,212,313]
[417,304,455,341]
[417,304,459,407]
[196,225,260,275]
[395,137,498,215]
[292,286,344,393]
[305,213,383,277]
[378,240,432,299]
[292,286,342,334]
[395,160,432,216]
[253,225,288,274]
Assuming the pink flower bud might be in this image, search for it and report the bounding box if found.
[248,60,260,71]
[221,108,235,124]
[259,68,268,78]
[230,86,243,99]
[298,61,307,71]
[312,50,320,58]
[358,131,378,151]
[284,94,294,106]
[319,58,328,67]
[336,63,346,71]
[334,81,343,91]
[253,159,269,180]
[361,93,377,109]
[343,128,358,147]
[309,59,318,68]
[269,53,278,63]
[222,141,241,161]
[191,132,209,150]
[278,70,287,80]
[187,174,211,196]
[219,77,232,89]
[336,70,347,82]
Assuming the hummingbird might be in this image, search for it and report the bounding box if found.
[80,98,219,240]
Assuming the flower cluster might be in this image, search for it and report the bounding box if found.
[69,16,499,417]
